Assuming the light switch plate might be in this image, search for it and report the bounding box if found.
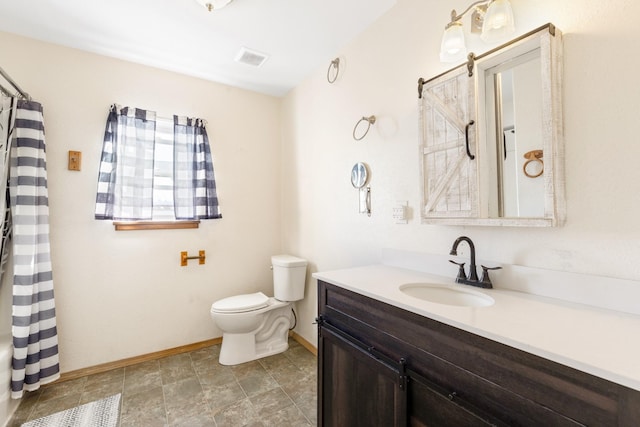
[393,201,408,224]
[68,150,81,171]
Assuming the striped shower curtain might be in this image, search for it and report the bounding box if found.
[0,96,16,279]
[8,99,59,399]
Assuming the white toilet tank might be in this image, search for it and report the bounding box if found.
[271,255,307,301]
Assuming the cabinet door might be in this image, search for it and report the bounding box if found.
[318,324,406,427]
[408,370,504,427]
[419,65,478,220]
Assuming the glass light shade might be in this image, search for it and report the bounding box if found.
[195,0,234,11]
[440,22,467,63]
[481,0,515,43]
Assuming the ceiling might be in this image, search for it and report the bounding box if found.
[0,0,397,97]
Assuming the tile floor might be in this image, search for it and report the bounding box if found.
[8,338,317,426]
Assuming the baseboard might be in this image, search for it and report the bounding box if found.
[290,331,317,356]
[55,333,316,384]
[56,338,222,384]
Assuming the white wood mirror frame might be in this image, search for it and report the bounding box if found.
[418,23,565,227]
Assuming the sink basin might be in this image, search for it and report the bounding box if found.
[399,283,494,307]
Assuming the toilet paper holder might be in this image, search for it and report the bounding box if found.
[181,250,206,266]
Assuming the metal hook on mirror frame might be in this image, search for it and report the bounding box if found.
[327,58,340,84]
[353,115,376,141]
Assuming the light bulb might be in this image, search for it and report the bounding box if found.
[440,22,467,63]
[481,0,515,43]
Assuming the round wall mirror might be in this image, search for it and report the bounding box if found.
[350,162,369,188]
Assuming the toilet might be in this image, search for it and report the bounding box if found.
[210,254,307,366]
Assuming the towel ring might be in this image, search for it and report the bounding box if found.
[353,115,376,141]
[523,149,544,178]
[327,58,340,84]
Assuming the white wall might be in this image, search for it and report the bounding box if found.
[1,0,639,373]
[0,31,283,373]
[283,0,640,346]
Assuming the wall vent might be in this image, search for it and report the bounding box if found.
[234,47,269,68]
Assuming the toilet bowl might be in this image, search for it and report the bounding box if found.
[210,255,307,366]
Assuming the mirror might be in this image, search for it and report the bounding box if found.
[351,162,369,188]
[485,50,545,218]
[350,162,371,216]
[419,23,565,227]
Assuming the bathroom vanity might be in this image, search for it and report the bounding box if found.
[314,265,640,426]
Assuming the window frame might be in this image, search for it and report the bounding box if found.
[113,220,200,231]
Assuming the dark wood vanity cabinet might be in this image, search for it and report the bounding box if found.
[317,280,640,426]
[320,325,406,426]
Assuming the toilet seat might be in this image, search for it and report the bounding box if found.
[211,292,270,314]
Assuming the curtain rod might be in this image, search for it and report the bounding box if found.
[0,65,30,100]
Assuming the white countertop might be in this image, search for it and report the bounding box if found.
[313,264,640,392]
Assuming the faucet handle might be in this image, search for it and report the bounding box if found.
[480,265,502,288]
[449,260,467,282]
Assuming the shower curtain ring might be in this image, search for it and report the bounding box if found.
[353,115,376,141]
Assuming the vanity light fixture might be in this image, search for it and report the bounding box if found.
[440,0,515,63]
[195,0,235,12]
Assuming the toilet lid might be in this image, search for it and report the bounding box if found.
[212,292,270,313]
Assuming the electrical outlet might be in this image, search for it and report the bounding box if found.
[393,201,408,224]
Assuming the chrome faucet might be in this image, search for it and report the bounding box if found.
[449,236,501,289]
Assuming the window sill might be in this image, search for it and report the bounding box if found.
[113,221,200,231]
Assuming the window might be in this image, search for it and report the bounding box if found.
[95,105,222,230]
[153,117,176,221]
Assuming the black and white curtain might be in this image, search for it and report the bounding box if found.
[95,105,156,220]
[95,104,221,221]
[173,116,221,220]
[0,96,16,278]
[4,98,59,398]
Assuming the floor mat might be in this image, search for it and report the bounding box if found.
[22,393,121,427]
